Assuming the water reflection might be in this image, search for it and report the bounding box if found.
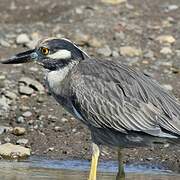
[0,157,179,180]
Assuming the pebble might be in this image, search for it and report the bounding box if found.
[16,139,29,145]
[61,117,68,123]
[164,143,170,148]
[9,1,17,10]
[16,116,25,124]
[74,33,90,45]
[112,50,119,57]
[144,50,154,59]
[88,38,102,48]
[165,5,179,12]
[54,126,61,131]
[19,77,45,94]
[0,75,6,81]
[176,50,180,57]
[4,137,11,143]
[0,39,10,47]
[12,127,26,136]
[4,91,17,101]
[26,32,41,49]
[37,96,44,103]
[162,84,173,91]
[20,106,30,111]
[48,147,54,151]
[146,157,153,161]
[114,32,125,40]
[0,127,10,135]
[0,143,30,159]
[19,85,34,95]
[120,46,142,57]
[16,33,31,45]
[22,111,32,117]
[160,47,172,55]
[156,35,175,44]
[101,0,126,5]
[48,115,58,122]
[97,45,112,57]
[0,96,10,111]
[0,127,5,135]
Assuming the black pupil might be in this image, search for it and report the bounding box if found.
[42,48,48,54]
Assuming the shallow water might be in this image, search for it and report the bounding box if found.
[0,156,179,180]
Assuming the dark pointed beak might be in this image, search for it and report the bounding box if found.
[1,49,37,64]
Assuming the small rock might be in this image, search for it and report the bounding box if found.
[0,127,10,134]
[29,67,39,72]
[72,128,77,133]
[54,126,61,131]
[20,106,30,111]
[164,143,170,148]
[0,96,10,112]
[19,85,34,95]
[12,127,26,136]
[4,137,11,143]
[0,127,5,135]
[0,39,10,47]
[61,117,68,122]
[28,120,34,125]
[156,35,175,44]
[160,47,172,55]
[165,5,178,12]
[48,147,54,151]
[162,84,173,91]
[144,50,154,59]
[16,33,30,45]
[75,7,84,14]
[112,50,119,57]
[97,45,112,57]
[48,115,58,122]
[19,77,45,94]
[4,91,17,101]
[37,96,44,103]
[9,1,17,10]
[101,0,126,5]
[26,32,41,49]
[176,50,180,57]
[0,75,6,81]
[120,46,142,57]
[16,139,29,145]
[74,33,90,45]
[22,111,32,118]
[114,32,125,40]
[88,38,102,48]
[146,157,153,161]
[16,116,25,124]
[0,143,30,159]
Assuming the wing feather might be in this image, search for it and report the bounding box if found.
[70,59,180,137]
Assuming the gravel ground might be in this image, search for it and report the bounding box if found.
[0,0,180,172]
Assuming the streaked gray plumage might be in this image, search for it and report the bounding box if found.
[51,58,180,147]
[2,37,180,179]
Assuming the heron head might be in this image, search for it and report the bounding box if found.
[1,38,89,70]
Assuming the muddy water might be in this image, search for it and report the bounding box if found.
[0,157,179,180]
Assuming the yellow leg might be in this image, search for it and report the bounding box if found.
[88,143,100,180]
[116,148,125,180]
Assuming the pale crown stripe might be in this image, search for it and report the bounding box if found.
[47,49,71,59]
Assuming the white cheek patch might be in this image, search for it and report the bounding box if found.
[47,49,71,60]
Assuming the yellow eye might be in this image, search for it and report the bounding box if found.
[41,47,49,55]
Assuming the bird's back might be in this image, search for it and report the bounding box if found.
[69,58,180,147]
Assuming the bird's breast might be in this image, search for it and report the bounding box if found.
[46,67,70,96]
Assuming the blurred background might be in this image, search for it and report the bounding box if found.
[0,0,180,177]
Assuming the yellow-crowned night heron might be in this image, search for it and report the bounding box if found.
[2,38,180,180]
